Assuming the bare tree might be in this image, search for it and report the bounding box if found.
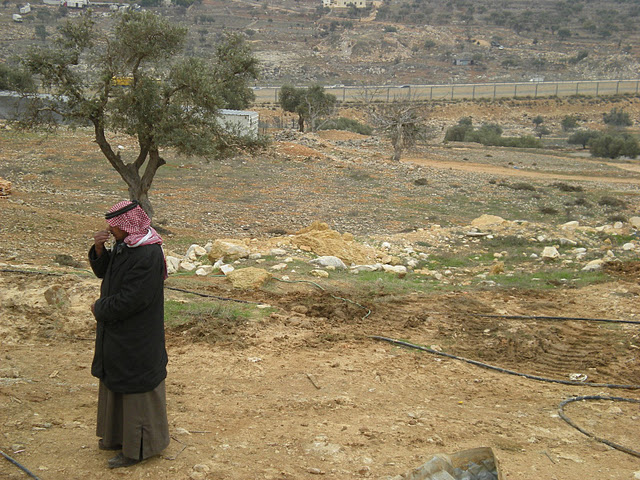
[363,87,430,161]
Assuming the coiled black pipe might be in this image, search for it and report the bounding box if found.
[475,314,640,326]
[558,396,640,458]
[370,336,640,390]
[372,336,640,458]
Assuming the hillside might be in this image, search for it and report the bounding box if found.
[1,0,640,86]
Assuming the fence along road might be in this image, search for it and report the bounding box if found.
[252,79,640,104]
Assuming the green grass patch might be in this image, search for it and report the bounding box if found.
[483,268,609,289]
[165,299,271,327]
[425,253,473,269]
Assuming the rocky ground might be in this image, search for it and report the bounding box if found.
[1,99,640,480]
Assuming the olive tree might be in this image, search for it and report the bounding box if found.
[279,84,336,132]
[21,11,260,217]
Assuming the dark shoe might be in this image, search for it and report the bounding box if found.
[98,439,122,451]
[108,452,141,469]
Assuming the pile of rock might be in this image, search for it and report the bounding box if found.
[0,177,11,197]
[392,447,500,480]
[161,215,640,289]
[165,243,210,276]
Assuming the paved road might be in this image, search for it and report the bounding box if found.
[252,79,640,104]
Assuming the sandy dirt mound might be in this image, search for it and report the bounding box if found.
[289,221,379,265]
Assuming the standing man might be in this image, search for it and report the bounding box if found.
[89,200,170,469]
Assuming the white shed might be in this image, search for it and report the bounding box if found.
[19,3,31,13]
[218,109,259,138]
[65,0,88,8]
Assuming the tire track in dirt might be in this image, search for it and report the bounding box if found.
[404,156,640,185]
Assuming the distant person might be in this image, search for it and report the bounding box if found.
[89,200,169,469]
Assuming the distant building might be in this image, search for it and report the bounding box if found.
[64,0,88,8]
[42,0,61,5]
[19,3,31,14]
[453,57,474,66]
[323,0,367,9]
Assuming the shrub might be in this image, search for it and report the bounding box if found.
[568,50,589,64]
[573,197,591,207]
[444,117,474,142]
[496,135,542,148]
[602,107,633,127]
[0,63,34,91]
[552,182,584,192]
[568,129,601,148]
[445,118,541,148]
[561,115,579,131]
[424,39,436,49]
[318,117,373,135]
[540,206,559,215]
[534,125,551,139]
[509,182,536,191]
[598,196,627,208]
[589,132,640,159]
[608,214,627,223]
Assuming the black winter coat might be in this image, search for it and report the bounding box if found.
[89,242,167,394]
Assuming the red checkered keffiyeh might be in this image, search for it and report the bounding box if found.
[105,200,167,278]
[106,200,163,247]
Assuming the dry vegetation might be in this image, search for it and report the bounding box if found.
[1,92,640,479]
[2,2,640,479]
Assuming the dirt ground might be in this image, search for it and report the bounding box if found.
[1,116,640,480]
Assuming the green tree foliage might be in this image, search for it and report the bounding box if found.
[443,116,473,142]
[34,24,48,42]
[444,118,541,148]
[567,129,601,149]
[21,11,260,217]
[561,115,579,131]
[139,0,162,6]
[589,132,640,159]
[0,62,34,91]
[534,125,551,139]
[279,84,337,132]
[602,107,632,127]
[318,117,372,135]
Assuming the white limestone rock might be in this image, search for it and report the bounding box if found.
[310,255,347,269]
[195,265,214,276]
[382,264,407,274]
[582,259,604,272]
[541,246,560,261]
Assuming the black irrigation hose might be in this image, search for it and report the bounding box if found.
[164,286,261,305]
[373,336,640,458]
[1,268,371,317]
[0,268,260,306]
[475,314,640,326]
[0,450,42,480]
[558,396,640,459]
[371,336,640,390]
[0,268,66,277]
